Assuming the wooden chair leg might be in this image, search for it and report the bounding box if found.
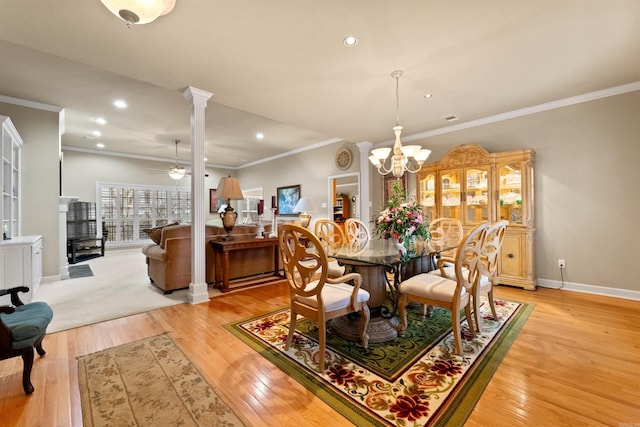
[487,290,498,320]
[21,347,35,395]
[34,334,47,357]
[451,308,462,354]
[285,309,298,351]
[473,296,482,332]
[318,322,326,373]
[359,304,370,348]
[465,304,476,338]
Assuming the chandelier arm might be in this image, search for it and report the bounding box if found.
[375,158,394,175]
[403,161,424,174]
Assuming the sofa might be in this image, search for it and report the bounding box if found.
[141,223,272,293]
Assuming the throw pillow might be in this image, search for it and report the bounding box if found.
[143,222,179,244]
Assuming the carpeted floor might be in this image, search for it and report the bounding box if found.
[78,333,248,427]
[35,247,286,333]
[226,297,533,427]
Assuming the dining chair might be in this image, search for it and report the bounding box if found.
[314,219,346,277]
[397,222,488,354]
[428,217,464,258]
[473,220,508,331]
[344,218,370,244]
[278,224,370,372]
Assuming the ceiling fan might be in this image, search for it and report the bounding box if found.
[147,139,208,179]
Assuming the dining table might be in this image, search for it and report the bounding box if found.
[328,238,446,343]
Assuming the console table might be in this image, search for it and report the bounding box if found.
[210,237,281,292]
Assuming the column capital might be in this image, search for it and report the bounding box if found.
[183,86,214,107]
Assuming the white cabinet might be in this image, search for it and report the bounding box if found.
[1,116,23,240]
[0,235,43,303]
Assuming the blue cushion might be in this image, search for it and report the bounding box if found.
[0,302,53,349]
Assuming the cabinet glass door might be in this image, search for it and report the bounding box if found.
[498,164,523,225]
[440,170,461,221]
[464,167,490,225]
[418,172,437,223]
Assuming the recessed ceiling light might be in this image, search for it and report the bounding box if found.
[94,117,107,125]
[343,35,358,47]
[96,143,105,148]
[204,157,208,162]
[113,100,127,109]
[256,132,264,140]
[443,114,459,122]
[424,93,433,99]
[92,130,102,137]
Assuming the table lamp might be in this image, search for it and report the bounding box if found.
[293,197,316,228]
[216,176,244,240]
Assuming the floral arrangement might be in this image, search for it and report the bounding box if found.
[373,180,430,243]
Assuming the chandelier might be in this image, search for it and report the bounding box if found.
[369,70,431,178]
[99,0,176,27]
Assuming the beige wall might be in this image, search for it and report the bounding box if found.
[4,90,640,296]
[401,90,640,293]
[0,102,60,278]
[62,151,232,224]
[236,141,360,224]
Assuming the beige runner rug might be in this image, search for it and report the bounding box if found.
[78,334,248,427]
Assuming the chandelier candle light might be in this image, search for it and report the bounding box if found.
[369,70,431,178]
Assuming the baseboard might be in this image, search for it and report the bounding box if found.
[537,278,640,301]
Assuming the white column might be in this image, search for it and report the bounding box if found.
[183,86,213,304]
[355,142,372,225]
[58,196,78,279]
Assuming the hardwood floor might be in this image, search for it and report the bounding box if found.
[1,283,638,426]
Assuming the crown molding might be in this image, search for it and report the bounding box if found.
[396,81,640,146]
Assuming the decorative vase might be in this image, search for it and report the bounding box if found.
[401,235,416,255]
[394,238,407,254]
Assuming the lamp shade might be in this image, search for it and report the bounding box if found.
[215,176,244,201]
[293,197,316,213]
[100,0,176,25]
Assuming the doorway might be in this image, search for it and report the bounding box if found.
[327,172,360,223]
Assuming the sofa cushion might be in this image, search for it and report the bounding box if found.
[143,221,179,244]
[159,224,191,249]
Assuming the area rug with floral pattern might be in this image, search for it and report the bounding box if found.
[78,333,248,427]
[225,297,533,426]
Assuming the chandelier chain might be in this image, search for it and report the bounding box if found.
[395,73,400,127]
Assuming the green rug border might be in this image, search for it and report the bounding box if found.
[224,300,534,427]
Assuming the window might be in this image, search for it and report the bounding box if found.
[98,183,191,246]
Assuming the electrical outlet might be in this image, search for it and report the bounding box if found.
[558,259,566,269]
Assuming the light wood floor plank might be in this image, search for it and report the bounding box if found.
[0,283,638,426]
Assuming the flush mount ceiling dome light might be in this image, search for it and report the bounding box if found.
[368,70,431,178]
[100,0,176,27]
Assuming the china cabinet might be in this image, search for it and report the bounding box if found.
[1,116,22,240]
[417,144,535,289]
